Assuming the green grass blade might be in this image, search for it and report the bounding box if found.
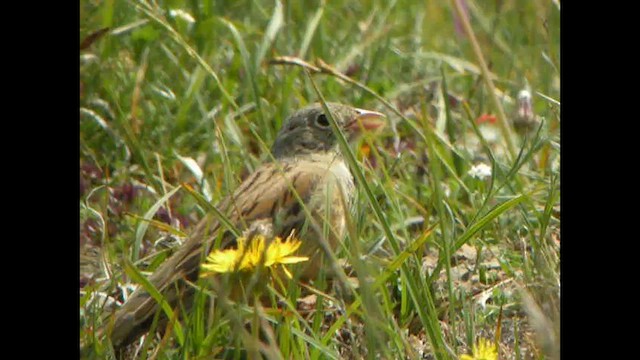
[322,226,436,345]
[122,259,185,346]
[133,185,181,261]
[307,71,452,359]
[182,183,241,238]
[134,2,241,114]
[454,194,526,251]
[298,2,324,58]
[126,213,188,238]
[174,151,213,202]
[424,110,458,347]
[218,17,266,128]
[255,0,284,70]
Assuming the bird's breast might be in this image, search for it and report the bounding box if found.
[329,160,355,198]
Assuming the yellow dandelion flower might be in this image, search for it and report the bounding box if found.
[201,248,241,273]
[243,234,266,268]
[200,234,308,278]
[460,338,498,360]
[264,236,309,278]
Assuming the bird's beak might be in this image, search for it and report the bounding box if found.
[346,108,386,134]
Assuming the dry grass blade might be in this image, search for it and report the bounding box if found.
[270,56,321,73]
[80,27,110,50]
[133,186,182,261]
[450,0,517,158]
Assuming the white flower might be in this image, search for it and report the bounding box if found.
[479,126,499,143]
[517,89,532,102]
[468,163,492,180]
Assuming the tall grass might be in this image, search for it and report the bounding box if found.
[80,0,560,358]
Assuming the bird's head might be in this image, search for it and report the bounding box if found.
[271,102,386,158]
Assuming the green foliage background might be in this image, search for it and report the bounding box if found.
[80,1,559,359]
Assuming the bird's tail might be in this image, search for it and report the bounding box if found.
[110,239,203,350]
[80,231,207,358]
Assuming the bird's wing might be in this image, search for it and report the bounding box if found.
[108,159,329,349]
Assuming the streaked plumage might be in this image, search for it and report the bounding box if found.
[102,103,385,350]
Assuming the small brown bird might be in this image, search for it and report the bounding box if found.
[104,102,385,350]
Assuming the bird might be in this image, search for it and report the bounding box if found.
[102,102,386,351]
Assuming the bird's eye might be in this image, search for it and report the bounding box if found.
[316,114,330,127]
